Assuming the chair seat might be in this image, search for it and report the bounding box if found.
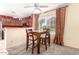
[40,33,49,39]
[28,35,37,41]
[40,34,46,38]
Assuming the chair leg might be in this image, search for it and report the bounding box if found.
[42,39,43,44]
[48,37,50,46]
[26,37,29,50]
[42,39,44,44]
[44,39,47,50]
[32,40,34,54]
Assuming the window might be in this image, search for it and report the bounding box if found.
[40,16,56,31]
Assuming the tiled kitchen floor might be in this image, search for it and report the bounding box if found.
[7,43,79,55]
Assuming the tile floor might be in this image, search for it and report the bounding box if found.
[7,43,79,55]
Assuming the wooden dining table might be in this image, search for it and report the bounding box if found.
[30,30,47,54]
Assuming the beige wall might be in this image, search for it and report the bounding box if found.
[64,4,79,49]
[4,28,26,49]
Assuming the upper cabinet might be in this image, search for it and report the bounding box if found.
[0,15,33,27]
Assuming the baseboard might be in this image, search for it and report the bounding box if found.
[64,45,79,50]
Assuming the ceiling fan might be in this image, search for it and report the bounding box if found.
[24,3,48,14]
[24,3,48,8]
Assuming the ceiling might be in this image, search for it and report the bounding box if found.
[0,3,67,18]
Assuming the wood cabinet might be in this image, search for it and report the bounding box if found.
[1,16,32,27]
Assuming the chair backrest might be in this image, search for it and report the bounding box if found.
[45,28,50,38]
[43,28,50,34]
[26,29,33,38]
[40,28,50,38]
[26,29,32,33]
[26,29,37,40]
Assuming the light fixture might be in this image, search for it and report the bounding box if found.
[32,7,42,14]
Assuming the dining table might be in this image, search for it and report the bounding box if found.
[30,30,48,54]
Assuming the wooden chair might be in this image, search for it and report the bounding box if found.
[26,29,37,54]
[46,29,50,46]
[40,33,48,50]
[41,28,50,48]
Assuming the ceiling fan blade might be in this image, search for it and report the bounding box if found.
[24,6,34,8]
[24,3,48,8]
[39,6,48,8]
[34,3,48,8]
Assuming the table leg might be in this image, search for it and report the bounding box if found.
[37,35,40,54]
[48,35,50,46]
[26,36,29,50]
